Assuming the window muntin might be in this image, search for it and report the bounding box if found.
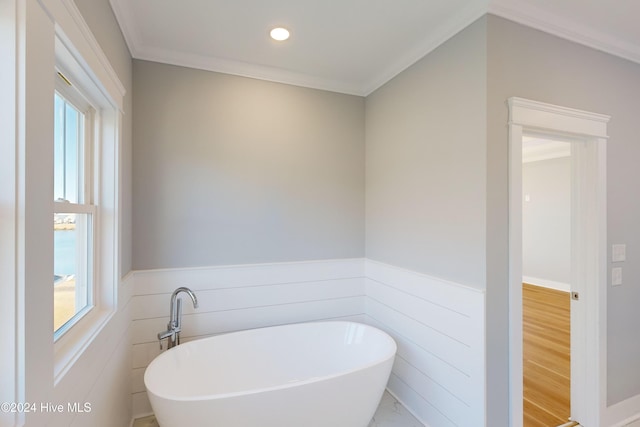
[53,87,96,339]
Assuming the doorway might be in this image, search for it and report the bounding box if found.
[507,97,609,427]
[521,135,572,425]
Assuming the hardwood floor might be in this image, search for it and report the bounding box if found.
[523,283,571,427]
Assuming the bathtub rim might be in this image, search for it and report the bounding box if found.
[144,320,397,402]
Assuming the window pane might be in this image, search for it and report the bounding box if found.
[54,213,92,333]
[54,93,84,204]
[54,94,65,201]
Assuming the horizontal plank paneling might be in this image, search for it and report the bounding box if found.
[133,258,365,295]
[132,278,364,320]
[130,259,367,417]
[366,297,472,374]
[365,316,472,405]
[387,374,456,427]
[132,296,364,344]
[365,260,485,427]
[366,260,481,311]
[131,367,145,394]
[393,356,470,425]
[367,278,472,345]
[130,258,486,426]
[132,392,152,418]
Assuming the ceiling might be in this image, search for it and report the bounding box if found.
[522,135,570,163]
[109,0,640,96]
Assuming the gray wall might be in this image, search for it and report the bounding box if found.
[365,17,508,426]
[365,18,487,289]
[522,157,571,285]
[132,60,365,270]
[106,7,640,417]
[73,0,133,277]
[367,12,640,420]
[487,14,640,406]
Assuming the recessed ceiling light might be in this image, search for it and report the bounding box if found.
[270,27,290,41]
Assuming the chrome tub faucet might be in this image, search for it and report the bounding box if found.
[158,287,198,349]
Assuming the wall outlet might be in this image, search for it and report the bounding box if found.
[612,267,623,286]
[612,244,626,262]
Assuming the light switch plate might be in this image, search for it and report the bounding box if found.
[612,244,626,262]
[612,267,623,286]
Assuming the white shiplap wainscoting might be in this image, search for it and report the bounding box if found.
[52,273,134,427]
[364,260,486,427]
[130,258,486,425]
[130,258,367,416]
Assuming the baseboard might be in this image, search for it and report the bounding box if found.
[609,415,640,427]
[606,392,640,427]
[129,411,155,427]
[385,387,430,427]
[522,275,570,292]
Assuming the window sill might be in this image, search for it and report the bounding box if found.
[53,305,115,384]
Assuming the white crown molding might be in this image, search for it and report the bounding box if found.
[488,0,640,66]
[109,0,363,96]
[108,0,640,96]
[361,0,490,96]
[134,45,365,96]
[108,0,141,58]
[108,0,491,96]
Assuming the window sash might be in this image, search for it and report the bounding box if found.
[53,79,97,340]
[54,85,95,206]
[53,211,94,339]
[54,200,96,215]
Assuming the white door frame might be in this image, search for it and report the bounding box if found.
[508,97,609,427]
[0,1,20,426]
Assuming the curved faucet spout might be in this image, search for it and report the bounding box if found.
[172,286,199,309]
[158,287,198,350]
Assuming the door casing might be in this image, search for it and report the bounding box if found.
[507,97,609,427]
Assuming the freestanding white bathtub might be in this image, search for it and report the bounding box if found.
[144,321,396,427]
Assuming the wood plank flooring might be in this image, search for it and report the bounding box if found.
[523,283,571,427]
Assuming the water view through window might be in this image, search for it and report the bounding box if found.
[54,214,76,330]
[54,90,93,335]
[54,213,91,331]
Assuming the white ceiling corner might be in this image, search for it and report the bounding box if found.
[488,0,640,65]
[109,0,141,58]
[109,0,640,96]
[360,0,489,96]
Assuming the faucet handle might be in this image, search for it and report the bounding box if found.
[157,329,173,350]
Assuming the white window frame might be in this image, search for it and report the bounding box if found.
[53,76,97,339]
[53,35,121,382]
[0,0,19,423]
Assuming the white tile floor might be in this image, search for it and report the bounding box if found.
[132,415,158,427]
[132,391,424,427]
[368,392,424,427]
